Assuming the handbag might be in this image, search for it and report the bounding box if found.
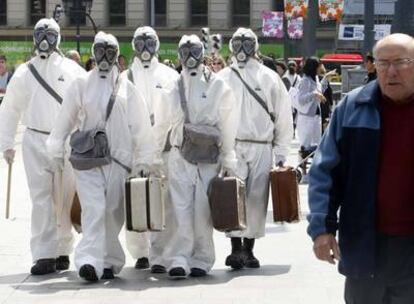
[69,78,121,170]
[178,76,221,164]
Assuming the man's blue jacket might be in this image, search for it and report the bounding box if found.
[307,80,382,278]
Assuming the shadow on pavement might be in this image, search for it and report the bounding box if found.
[2,264,291,294]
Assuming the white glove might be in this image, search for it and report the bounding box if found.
[3,149,15,165]
[133,164,150,177]
[51,157,64,172]
[220,166,236,178]
[150,164,164,178]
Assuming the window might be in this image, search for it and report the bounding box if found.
[191,0,208,27]
[148,0,166,27]
[30,0,46,25]
[272,0,284,11]
[0,0,6,25]
[154,0,166,27]
[232,0,250,27]
[109,0,126,25]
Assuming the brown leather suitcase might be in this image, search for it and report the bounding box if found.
[270,167,300,223]
[208,176,247,232]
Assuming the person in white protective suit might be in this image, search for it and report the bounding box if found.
[46,31,156,282]
[154,34,238,278]
[0,18,85,275]
[121,26,179,273]
[218,28,293,269]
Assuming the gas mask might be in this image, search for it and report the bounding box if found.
[133,35,157,67]
[33,18,60,59]
[93,41,118,78]
[178,42,203,71]
[231,37,256,64]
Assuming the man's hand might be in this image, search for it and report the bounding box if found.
[313,233,341,265]
[3,149,15,165]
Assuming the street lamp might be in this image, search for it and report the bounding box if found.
[62,0,94,54]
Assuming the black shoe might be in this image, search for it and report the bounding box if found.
[168,267,186,279]
[151,264,166,274]
[135,257,149,269]
[101,268,115,280]
[79,264,98,282]
[30,258,56,275]
[225,237,245,270]
[243,238,260,268]
[56,255,70,271]
[190,268,207,277]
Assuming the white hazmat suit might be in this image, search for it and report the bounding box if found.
[219,27,293,268]
[0,18,85,274]
[122,26,179,271]
[155,35,238,277]
[46,32,156,280]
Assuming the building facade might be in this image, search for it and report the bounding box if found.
[0,0,335,41]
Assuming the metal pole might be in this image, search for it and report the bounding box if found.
[150,0,155,27]
[75,0,81,54]
[363,0,375,55]
[5,163,12,219]
[302,0,318,58]
[283,12,288,62]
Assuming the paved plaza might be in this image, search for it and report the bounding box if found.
[0,125,344,304]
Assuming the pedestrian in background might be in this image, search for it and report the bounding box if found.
[364,52,377,83]
[66,49,82,66]
[296,57,325,156]
[308,33,414,304]
[0,54,12,95]
[85,57,96,71]
[118,54,127,72]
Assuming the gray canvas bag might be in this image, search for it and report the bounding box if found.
[69,78,120,171]
[178,76,221,164]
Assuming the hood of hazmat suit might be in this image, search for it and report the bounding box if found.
[131,26,160,69]
[33,18,61,60]
[178,35,204,76]
[229,27,259,69]
[92,31,120,78]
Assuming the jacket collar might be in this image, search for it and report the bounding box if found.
[355,80,381,105]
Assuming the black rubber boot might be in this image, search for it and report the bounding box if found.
[151,264,167,274]
[101,268,115,280]
[243,238,260,268]
[135,257,149,269]
[79,264,98,282]
[225,237,245,270]
[168,267,187,279]
[190,268,207,277]
[56,255,70,271]
[30,258,56,275]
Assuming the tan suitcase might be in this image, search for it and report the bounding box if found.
[208,176,247,232]
[125,176,166,232]
[270,167,300,223]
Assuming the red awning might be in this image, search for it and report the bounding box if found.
[320,53,364,63]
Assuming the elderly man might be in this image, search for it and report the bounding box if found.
[307,33,414,304]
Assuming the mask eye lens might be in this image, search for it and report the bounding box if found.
[190,45,203,59]
[34,30,45,42]
[46,32,57,44]
[134,39,145,52]
[243,40,255,54]
[146,39,157,51]
[106,48,117,62]
[179,47,190,60]
[94,47,105,60]
[232,39,242,52]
